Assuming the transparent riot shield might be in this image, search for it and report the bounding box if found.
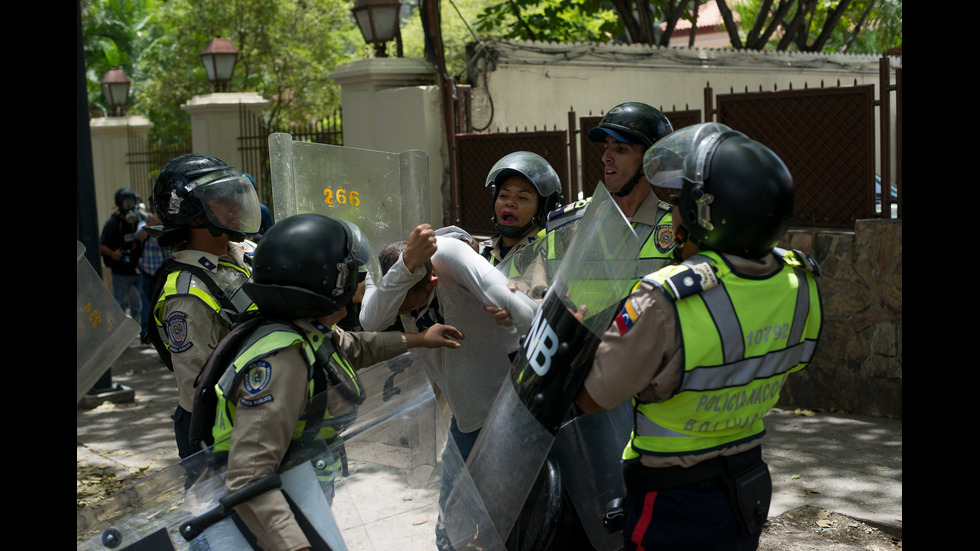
[445,184,641,550]
[77,351,473,551]
[268,133,429,258]
[77,241,140,403]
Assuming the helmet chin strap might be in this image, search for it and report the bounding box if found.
[191,220,243,242]
[614,170,643,198]
[497,219,536,239]
[672,223,691,262]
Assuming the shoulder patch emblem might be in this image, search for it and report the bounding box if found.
[243,361,272,395]
[614,297,643,335]
[165,311,193,353]
[654,223,676,254]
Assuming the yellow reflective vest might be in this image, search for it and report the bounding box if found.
[543,197,676,290]
[626,249,822,459]
[152,259,257,354]
[211,322,362,454]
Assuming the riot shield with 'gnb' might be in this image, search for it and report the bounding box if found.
[444,184,642,550]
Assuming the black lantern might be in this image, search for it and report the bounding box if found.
[200,38,239,92]
[351,0,402,58]
[101,68,131,116]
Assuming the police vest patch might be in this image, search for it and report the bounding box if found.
[244,361,272,394]
[165,311,193,353]
[654,223,676,254]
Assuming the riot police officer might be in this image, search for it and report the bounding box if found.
[541,102,678,291]
[144,153,262,458]
[213,214,462,550]
[480,151,563,266]
[576,124,823,550]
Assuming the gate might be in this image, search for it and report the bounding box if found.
[126,128,191,206]
[713,85,876,228]
[455,129,568,236]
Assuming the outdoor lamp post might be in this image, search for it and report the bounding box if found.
[351,0,402,58]
[101,68,130,116]
[200,37,239,92]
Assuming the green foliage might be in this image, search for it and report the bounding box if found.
[398,0,506,82]
[473,0,621,43]
[730,0,902,53]
[81,0,164,117]
[82,0,368,147]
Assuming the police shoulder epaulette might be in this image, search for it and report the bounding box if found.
[645,260,719,301]
[656,199,673,213]
[772,247,821,277]
[545,197,591,231]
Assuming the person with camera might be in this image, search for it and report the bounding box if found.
[100,187,149,321]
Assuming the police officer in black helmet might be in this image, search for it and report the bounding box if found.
[543,102,679,285]
[144,153,263,459]
[211,213,463,550]
[577,124,823,550]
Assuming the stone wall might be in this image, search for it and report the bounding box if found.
[776,220,902,419]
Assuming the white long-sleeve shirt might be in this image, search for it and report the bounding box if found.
[360,236,538,432]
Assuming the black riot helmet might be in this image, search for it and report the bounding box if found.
[149,154,261,246]
[587,102,674,197]
[244,214,377,319]
[643,123,794,259]
[587,102,674,149]
[485,151,564,238]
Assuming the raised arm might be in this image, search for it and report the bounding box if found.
[435,237,539,334]
[359,225,436,331]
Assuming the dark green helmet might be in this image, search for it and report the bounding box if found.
[485,151,564,237]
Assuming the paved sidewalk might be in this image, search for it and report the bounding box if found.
[78,338,902,545]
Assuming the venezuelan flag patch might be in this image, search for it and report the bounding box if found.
[615,297,642,334]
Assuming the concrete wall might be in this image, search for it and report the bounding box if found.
[777,220,903,419]
[471,40,899,131]
[88,115,152,284]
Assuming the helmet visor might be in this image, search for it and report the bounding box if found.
[195,174,262,234]
[643,122,736,189]
[339,219,381,289]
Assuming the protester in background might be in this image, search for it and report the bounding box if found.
[137,201,168,344]
[360,223,539,551]
[100,187,147,321]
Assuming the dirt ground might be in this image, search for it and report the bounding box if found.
[759,505,902,551]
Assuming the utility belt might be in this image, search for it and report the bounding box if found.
[622,446,771,534]
[623,446,763,492]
